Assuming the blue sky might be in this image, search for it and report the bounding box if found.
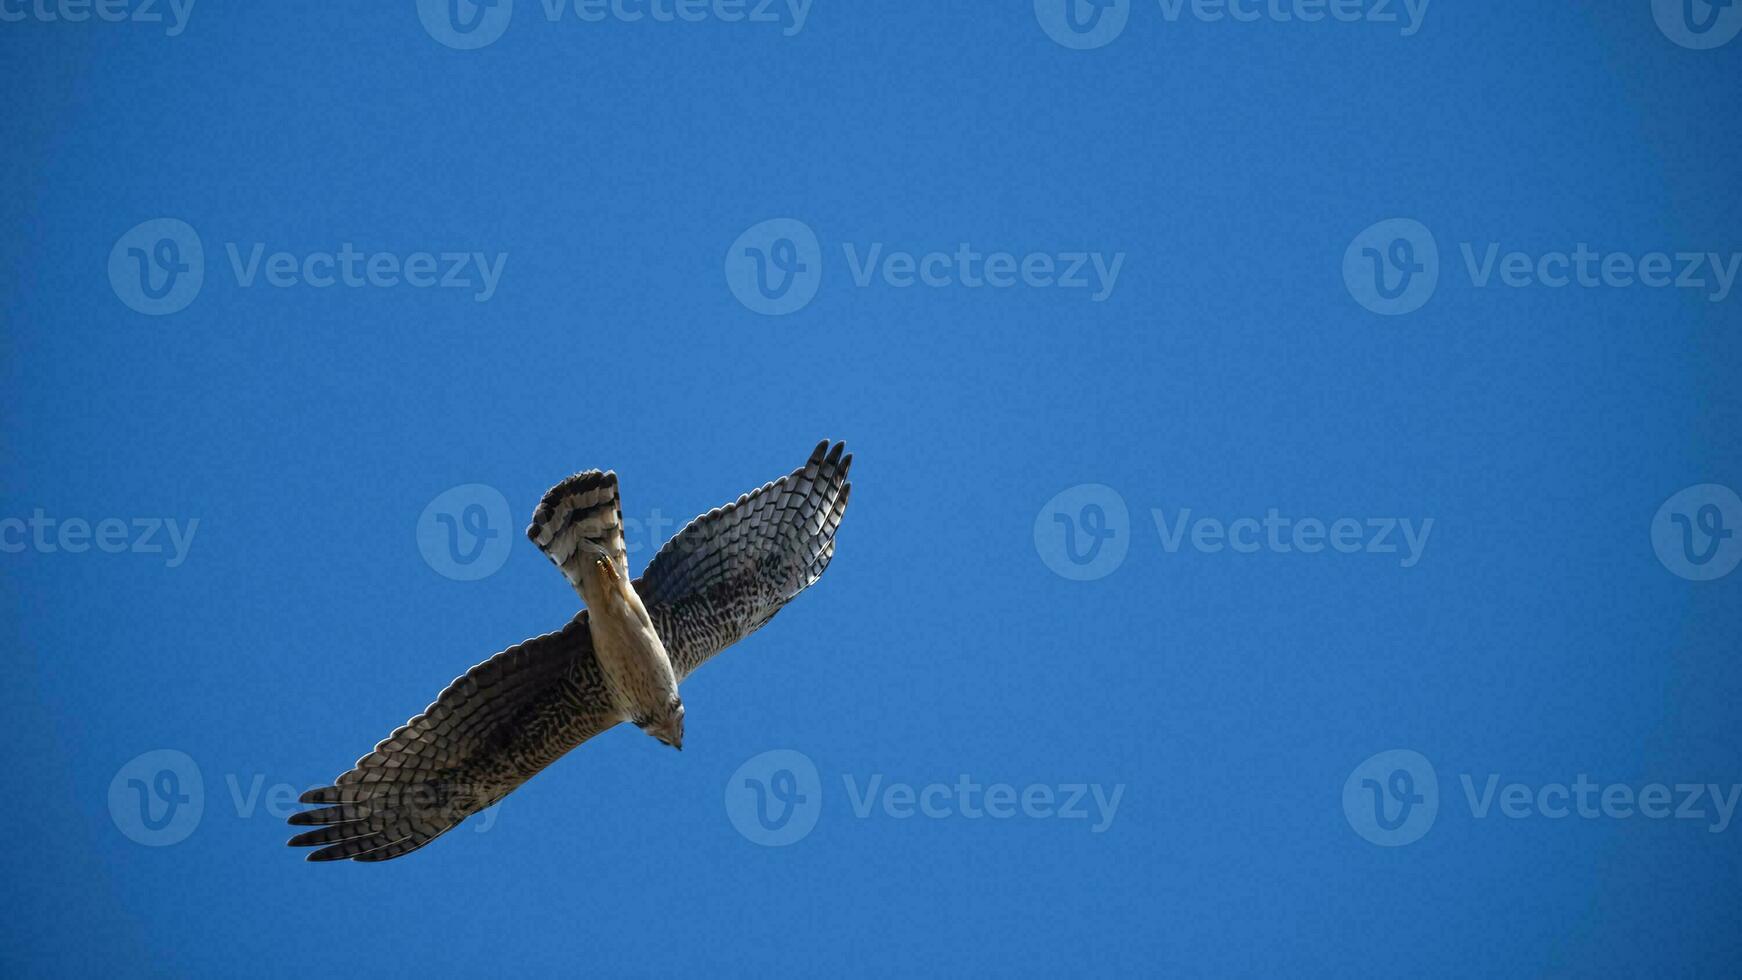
[3,2,1741,976]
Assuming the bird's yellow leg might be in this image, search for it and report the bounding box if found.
[594,555,621,585]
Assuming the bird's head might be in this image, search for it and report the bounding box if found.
[638,698,685,751]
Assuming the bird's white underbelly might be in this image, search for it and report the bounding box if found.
[582,568,679,719]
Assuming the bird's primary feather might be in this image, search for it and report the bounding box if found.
[288,615,617,862]
[640,439,852,680]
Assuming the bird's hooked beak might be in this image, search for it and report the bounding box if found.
[652,706,684,751]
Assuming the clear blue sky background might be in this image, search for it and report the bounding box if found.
[3,2,1740,976]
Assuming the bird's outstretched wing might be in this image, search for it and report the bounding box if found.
[636,439,851,681]
[286,614,619,862]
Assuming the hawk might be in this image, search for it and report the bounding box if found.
[286,440,852,862]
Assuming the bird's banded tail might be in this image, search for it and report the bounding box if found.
[527,470,626,590]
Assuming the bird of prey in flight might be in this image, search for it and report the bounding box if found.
[287,441,852,862]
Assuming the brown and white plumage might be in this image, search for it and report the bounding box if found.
[642,441,852,681]
[287,440,852,862]
[528,469,682,746]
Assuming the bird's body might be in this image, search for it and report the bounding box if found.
[582,553,682,741]
[525,469,685,746]
[287,441,851,861]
